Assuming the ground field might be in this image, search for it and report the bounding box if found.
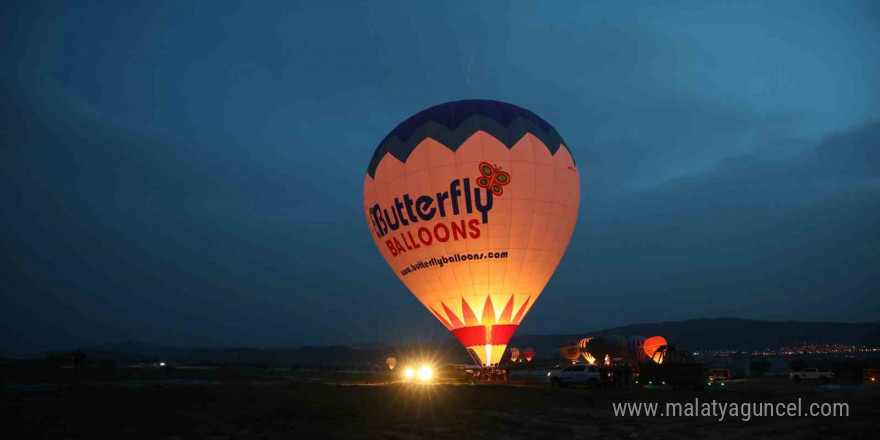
[3,375,878,439]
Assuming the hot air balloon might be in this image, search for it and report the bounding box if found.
[643,336,668,363]
[627,335,646,363]
[606,335,627,358]
[522,348,535,362]
[509,347,520,363]
[386,357,397,370]
[363,100,580,367]
[578,337,595,364]
[560,343,580,363]
[586,336,608,362]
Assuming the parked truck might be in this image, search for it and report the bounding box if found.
[789,368,834,383]
[547,364,603,388]
[636,345,706,390]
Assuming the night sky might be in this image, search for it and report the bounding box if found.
[2,1,878,354]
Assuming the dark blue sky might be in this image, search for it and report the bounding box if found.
[2,1,878,354]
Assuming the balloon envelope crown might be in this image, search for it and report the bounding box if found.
[367,99,571,178]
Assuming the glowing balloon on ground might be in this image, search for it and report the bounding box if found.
[578,337,595,364]
[386,357,397,370]
[561,343,580,363]
[363,100,580,366]
[643,336,668,363]
[522,348,535,362]
[509,347,520,363]
[627,335,646,363]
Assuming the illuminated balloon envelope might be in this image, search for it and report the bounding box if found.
[652,347,669,364]
[627,335,646,363]
[386,357,397,370]
[643,336,668,363]
[578,337,595,364]
[522,348,535,362]
[509,347,520,363]
[363,100,580,366]
[560,343,580,363]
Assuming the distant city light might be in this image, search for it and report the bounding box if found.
[694,343,879,357]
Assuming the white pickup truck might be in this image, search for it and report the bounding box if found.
[547,364,602,387]
[790,368,834,382]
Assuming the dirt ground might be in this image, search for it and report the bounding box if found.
[3,376,878,439]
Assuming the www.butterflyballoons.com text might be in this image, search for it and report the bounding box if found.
[399,252,509,277]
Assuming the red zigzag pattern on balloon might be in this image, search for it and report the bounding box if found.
[428,295,531,331]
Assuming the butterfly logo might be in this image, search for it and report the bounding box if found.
[476,162,511,196]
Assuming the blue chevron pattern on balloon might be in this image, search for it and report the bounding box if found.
[367,100,570,178]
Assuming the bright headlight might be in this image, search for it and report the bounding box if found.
[417,365,433,381]
[404,368,415,379]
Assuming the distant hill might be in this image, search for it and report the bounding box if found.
[64,318,878,366]
[508,318,880,358]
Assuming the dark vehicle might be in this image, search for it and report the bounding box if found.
[437,364,508,383]
[706,367,731,383]
[636,345,706,390]
[434,364,477,383]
